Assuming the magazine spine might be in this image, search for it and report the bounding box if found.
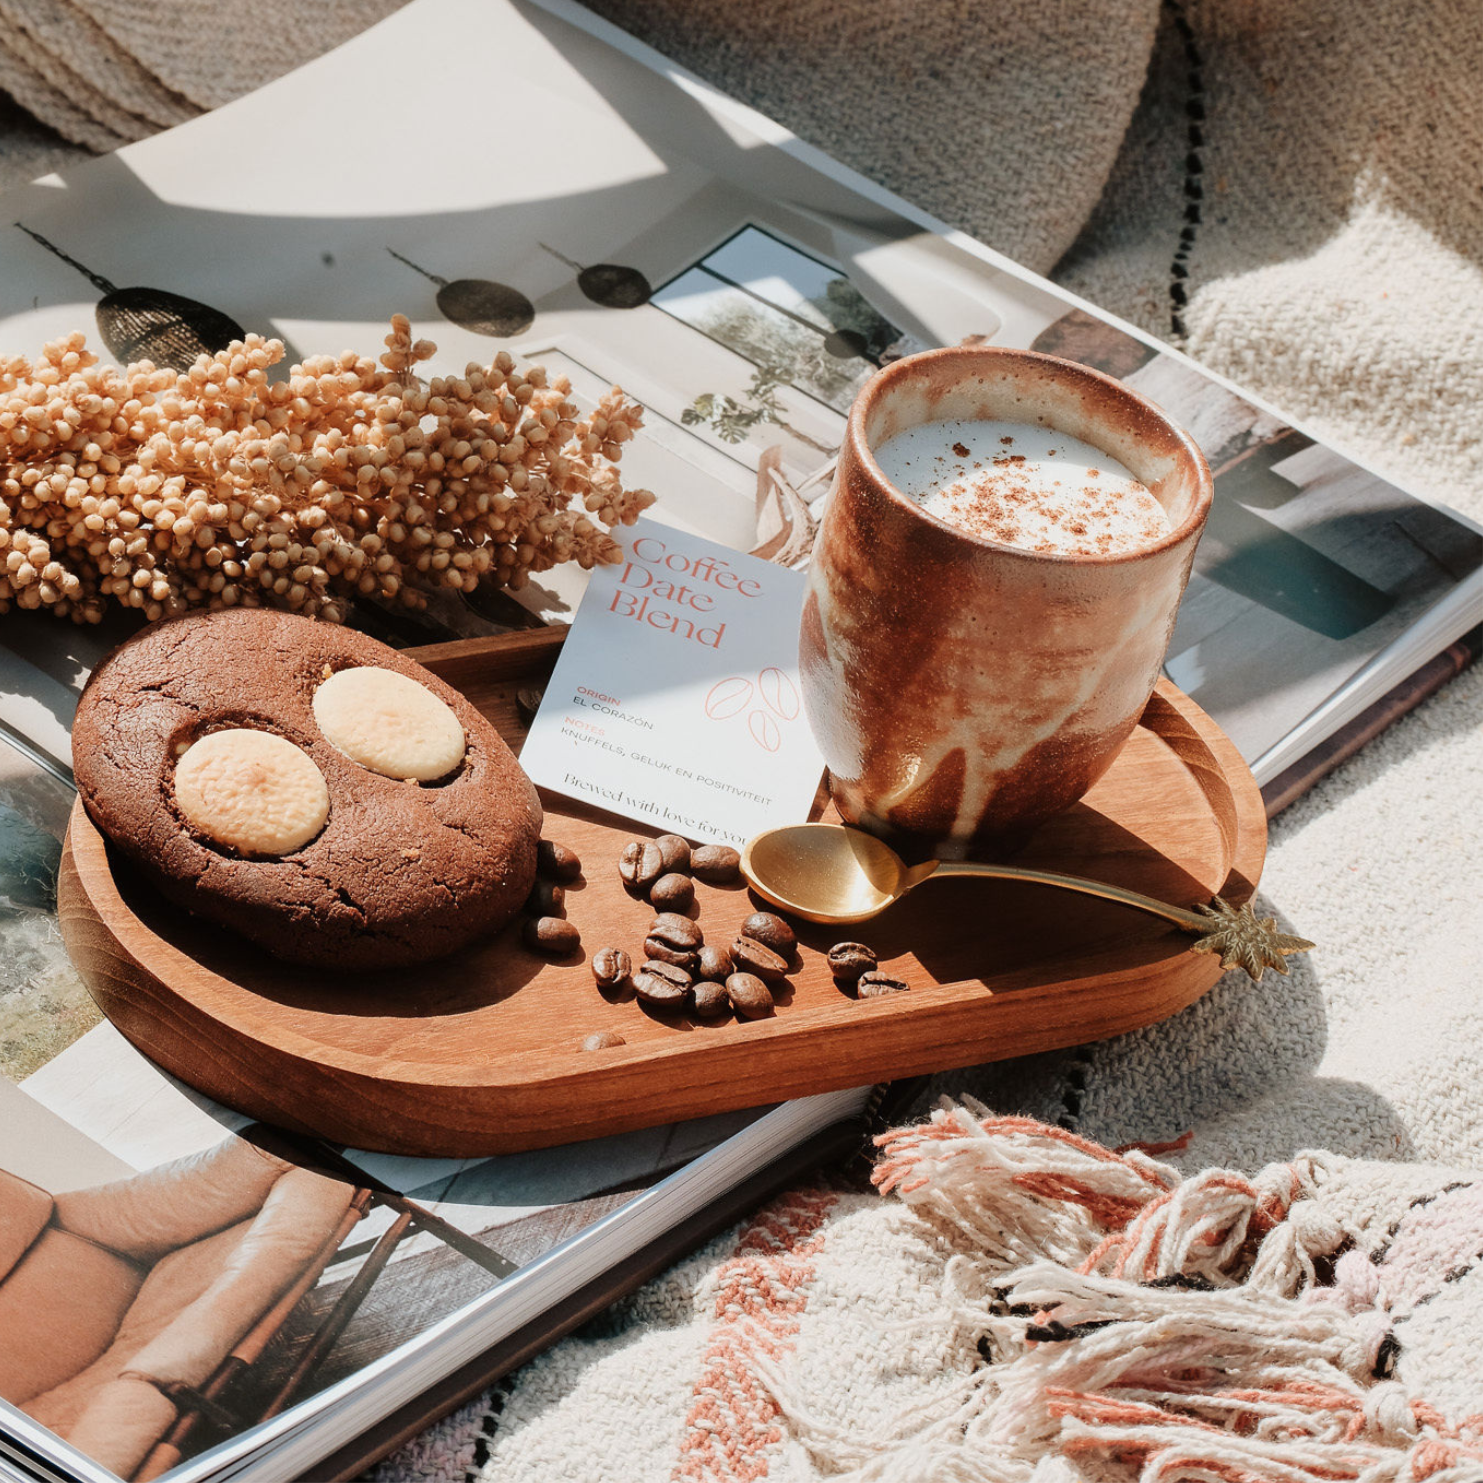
[296,1115,868,1482]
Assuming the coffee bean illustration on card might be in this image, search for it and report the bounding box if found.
[706,666,799,752]
[704,676,752,721]
[757,667,800,720]
[749,712,780,752]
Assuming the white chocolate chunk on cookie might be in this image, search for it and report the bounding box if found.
[313,666,466,782]
[174,729,329,854]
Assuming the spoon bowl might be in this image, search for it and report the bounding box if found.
[741,823,935,923]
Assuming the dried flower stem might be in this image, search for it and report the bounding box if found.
[0,315,654,624]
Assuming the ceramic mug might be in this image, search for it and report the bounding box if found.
[799,345,1212,856]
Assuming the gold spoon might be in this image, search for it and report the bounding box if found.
[740,822,1313,982]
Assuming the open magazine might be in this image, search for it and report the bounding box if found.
[0,728,873,1483]
[0,1040,870,1483]
[0,0,1481,1478]
[0,1,1479,792]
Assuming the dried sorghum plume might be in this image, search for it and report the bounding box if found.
[0,315,655,624]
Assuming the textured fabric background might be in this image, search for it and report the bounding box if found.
[2,0,1482,1478]
[565,0,1162,281]
[1056,0,1483,520]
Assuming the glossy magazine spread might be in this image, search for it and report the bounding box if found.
[0,949,867,1483]
[0,0,1479,1477]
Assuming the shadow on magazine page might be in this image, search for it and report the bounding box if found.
[0,0,1477,763]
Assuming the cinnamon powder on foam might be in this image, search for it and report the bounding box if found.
[873,421,1171,558]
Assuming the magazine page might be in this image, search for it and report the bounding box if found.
[0,0,1480,783]
[3,1,1469,1472]
[0,729,831,1483]
[0,1422,117,1483]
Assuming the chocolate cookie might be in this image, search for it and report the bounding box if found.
[72,608,542,969]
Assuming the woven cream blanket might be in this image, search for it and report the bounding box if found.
[380,1111,1483,1482]
[3,0,1482,1478]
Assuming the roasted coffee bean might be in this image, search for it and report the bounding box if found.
[581,1030,625,1050]
[525,878,565,917]
[655,833,692,873]
[643,939,699,970]
[537,839,582,882]
[648,913,703,951]
[741,911,796,955]
[730,936,788,983]
[634,960,692,1007]
[725,972,774,1019]
[641,958,693,987]
[827,941,877,983]
[591,947,632,990]
[690,844,741,884]
[516,686,545,724]
[524,915,580,956]
[618,839,665,890]
[649,872,695,912]
[691,980,730,1018]
[857,969,910,997]
[695,944,734,981]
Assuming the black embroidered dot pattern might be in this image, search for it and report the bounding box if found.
[1369,1182,1471,1266]
[1056,1046,1095,1131]
[1366,1179,1478,1378]
[1167,0,1205,342]
[463,1378,513,1483]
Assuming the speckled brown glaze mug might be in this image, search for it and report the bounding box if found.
[799,345,1212,857]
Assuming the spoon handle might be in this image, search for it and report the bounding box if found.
[930,860,1211,934]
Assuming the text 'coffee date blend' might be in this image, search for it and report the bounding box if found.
[607,537,764,651]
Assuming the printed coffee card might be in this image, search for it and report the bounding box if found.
[521,519,825,846]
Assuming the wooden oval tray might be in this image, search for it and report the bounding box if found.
[58,627,1266,1157]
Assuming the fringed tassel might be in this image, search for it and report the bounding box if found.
[768,1107,1483,1483]
[873,1103,1184,1271]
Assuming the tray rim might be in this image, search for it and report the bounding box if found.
[57,633,1267,1153]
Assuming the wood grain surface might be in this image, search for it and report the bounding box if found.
[58,629,1266,1157]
